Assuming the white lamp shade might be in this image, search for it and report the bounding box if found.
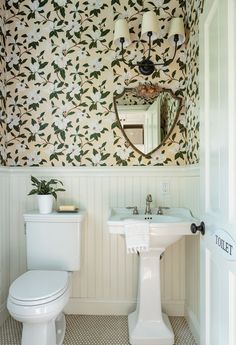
[113,19,131,47]
[141,11,159,41]
[168,17,185,46]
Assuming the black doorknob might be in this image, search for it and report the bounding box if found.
[190,221,205,236]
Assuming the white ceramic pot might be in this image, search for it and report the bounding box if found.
[37,195,53,214]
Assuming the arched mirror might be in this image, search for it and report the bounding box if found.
[114,83,182,157]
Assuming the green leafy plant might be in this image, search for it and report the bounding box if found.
[28,176,65,199]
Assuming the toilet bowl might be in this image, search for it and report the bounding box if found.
[7,270,72,345]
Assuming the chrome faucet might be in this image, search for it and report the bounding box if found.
[145,194,152,214]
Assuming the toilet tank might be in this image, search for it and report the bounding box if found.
[23,211,85,271]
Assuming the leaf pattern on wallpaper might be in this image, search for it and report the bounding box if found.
[185,0,200,164]
[0,0,200,166]
[0,1,7,166]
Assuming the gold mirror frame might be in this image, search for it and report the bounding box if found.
[113,83,183,158]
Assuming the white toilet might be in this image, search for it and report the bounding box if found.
[7,211,85,345]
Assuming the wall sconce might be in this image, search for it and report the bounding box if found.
[113,11,185,76]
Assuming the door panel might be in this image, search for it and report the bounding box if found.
[201,240,236,345]
[200,0,236,344]
[202,0,229,222]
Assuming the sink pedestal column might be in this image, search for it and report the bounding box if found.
[128,248,174,345]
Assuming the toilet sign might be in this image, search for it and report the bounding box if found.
[211,228,236,261]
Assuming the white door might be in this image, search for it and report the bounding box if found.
[200,0,236,344]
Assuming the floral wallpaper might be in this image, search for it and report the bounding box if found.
[184,0,202,164]
[0,2,6,166]
[0,0,201,166]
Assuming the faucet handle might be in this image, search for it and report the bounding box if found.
[126,206,139,215]
[156,206,170,215]
[146,194,152,202]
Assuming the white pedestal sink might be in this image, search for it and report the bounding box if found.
[107,208,196,345]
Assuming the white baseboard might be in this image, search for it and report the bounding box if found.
[163,300,185,316]
[64,299,136,315]
[64,298,185,316]
[185,306,200,345]
[0,303,8,326]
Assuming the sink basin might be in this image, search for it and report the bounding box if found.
[108,207,197,345]
[120,214,183,222]
[108,207,196,249]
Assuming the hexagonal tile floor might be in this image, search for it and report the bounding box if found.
[0,315,197,345]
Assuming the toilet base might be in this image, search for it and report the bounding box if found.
[21,312,66,345]
[128,311,174,345]
[55,313,66,345]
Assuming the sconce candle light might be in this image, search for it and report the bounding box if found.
[113,11,185,76]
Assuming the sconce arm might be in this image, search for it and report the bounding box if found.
[147,31,152,60]
[120,38,136,68]
[153,34,179,67]
[118,34,179,75]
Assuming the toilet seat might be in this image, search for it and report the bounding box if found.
[9,270,70,306]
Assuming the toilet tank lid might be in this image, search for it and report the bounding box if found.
[24,210,86,223]
[9,270,69,302]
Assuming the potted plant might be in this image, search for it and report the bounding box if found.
[28,176,65,214]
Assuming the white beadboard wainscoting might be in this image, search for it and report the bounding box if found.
[0,165,200,340]
[8,166,200,317]
[0,168,10,325]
